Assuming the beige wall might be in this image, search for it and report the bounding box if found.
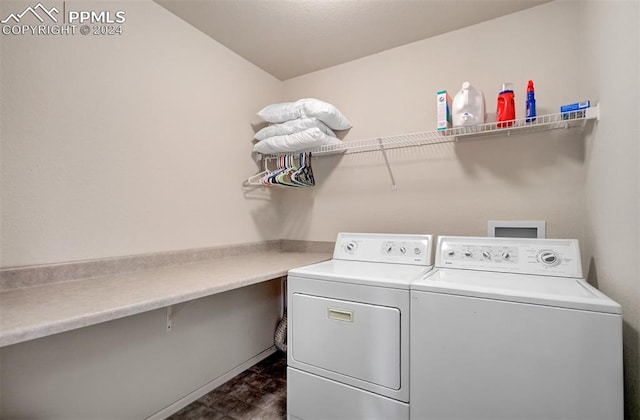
[1,0,638,418]
[0,2,285,418]
[281,1,639,417]
[284,1,640,419]
[281,1,585,242]
[0,0,283,268]
[581,1,640,418]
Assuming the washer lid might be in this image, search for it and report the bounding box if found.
[412,269,621,314]
[289,260,433,289]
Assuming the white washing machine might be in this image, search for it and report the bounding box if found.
[287,233,434,420]
[410,236,623,420]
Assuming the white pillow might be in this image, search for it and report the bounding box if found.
[257,101,299,124]
[257,98,352,130]
[255,118,336,141]
[299,98,352,130]
[253,127,343,154]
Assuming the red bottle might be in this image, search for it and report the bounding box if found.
[496,83,515,127]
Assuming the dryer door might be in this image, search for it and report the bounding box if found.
[290,293,401,390]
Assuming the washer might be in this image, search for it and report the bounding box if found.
[287,233,434,420]
[410,236,623,420]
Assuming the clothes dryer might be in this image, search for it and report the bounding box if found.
[288,233,434,420]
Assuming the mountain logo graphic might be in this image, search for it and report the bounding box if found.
[1,3,59,24]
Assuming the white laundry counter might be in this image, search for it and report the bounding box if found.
[0,241,331,419]
[0,244,331,347]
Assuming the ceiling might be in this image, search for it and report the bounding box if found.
[155,0,551,81]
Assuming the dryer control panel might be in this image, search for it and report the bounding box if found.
[334,233,433,266]
[436,236,582,278]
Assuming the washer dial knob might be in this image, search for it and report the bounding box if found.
[464,251,472,258]
[400,246,407,254]
[502,252,510,260]
[539,250,560,266]
[482,251,491,259]
[447,250,455,257]
[346,242,357,252]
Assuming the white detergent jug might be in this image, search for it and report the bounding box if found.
[452,82,486,127]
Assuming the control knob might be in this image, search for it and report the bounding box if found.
[414,247,422,255]
[464,251,472,258]
[400,246,407,254]
[502,252,510,260]
[386,245,393,254]
[346,242,357,252]
[482,251,491,259]
[539,250,559,266]
[447,250,455,257]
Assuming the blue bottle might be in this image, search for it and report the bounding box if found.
[526,80,536,122]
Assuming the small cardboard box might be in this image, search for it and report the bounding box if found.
[437,90,452,131]
[561,100,590,120]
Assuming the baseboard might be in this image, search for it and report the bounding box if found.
[147,346,278,420]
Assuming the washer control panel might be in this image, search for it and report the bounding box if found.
[335,233,433,265]
[437,236,582,278]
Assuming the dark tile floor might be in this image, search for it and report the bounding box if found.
[167,351,287,420]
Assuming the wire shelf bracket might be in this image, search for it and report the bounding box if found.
[378,138,398,191]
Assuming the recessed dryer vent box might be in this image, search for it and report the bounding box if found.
[487,220,546,238]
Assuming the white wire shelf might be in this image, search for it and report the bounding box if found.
[446,105,599,141]
[259,104,599,158]
[246,105,599,190]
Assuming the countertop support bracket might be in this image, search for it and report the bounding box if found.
[166,302,193,332]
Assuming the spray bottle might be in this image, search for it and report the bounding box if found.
[526,80,536,123]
